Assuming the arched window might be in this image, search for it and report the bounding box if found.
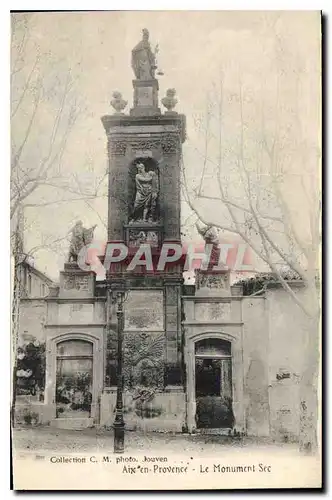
[56,339,93,418]
[195,338,231,357]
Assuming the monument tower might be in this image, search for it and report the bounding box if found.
[101,29,186,408]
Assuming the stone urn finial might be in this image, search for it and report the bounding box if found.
[161,88,178,114]
[110,91,127,114]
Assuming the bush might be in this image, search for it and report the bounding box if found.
[23,411,39,426]
[16,339,46,396]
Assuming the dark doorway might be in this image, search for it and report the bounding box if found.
[194,339,234,429]
[195,359,220,397]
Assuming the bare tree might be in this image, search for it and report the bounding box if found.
[11,15,75,219]
[181,17,321,452]
[10,13,107,423]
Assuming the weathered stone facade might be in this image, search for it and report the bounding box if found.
[18,271,311,441]
[16,32,315,442]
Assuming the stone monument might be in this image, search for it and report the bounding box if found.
[130,28,160,117]
[101,28,186,396]
[60,221,97,299]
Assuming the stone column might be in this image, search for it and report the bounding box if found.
[107,137,129,241]
[160,134,181,241]
[231,333,246,434]
[184,331,196,433]
[164,279,182,387]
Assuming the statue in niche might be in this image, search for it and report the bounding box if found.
[131,28,157,80]
[67,220,97,263]
[131,162,159,223]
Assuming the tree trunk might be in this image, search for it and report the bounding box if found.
[298,312,320,453]
[11,361,18,428]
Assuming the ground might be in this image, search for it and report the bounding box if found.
[13,427,321,490]
[13,426,299,455]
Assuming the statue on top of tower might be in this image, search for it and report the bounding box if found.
[131,28,157,81]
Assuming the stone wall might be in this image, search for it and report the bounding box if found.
[241,297,270,437]
[15,395,53,426]
[266,285,312,442]
[19,299,47,344]
[100,389,185,432]
[17,273,316,438]
[22,268,51,298]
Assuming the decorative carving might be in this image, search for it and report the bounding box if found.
[161,135,179,155]
[130,161,159,223]
[197,273,229,290]
[128,229,159,247]
[123,332,165,390]
[63,274,89,291]
[131,29,158,81]
[131,139,160,152]
[109,140,127,156]
[166,286,178,305]
[125,290,164,331]
[161,88,178,113]
[136,86,153,107]
[67,221,96,263]
[110,91,127,114]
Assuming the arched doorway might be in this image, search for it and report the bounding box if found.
[185,331,244,434]
[195,338,234,429]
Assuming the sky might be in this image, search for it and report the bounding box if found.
[11,11,321,281]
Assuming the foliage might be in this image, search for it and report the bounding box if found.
[16,339,45,396]
[23,410,39,426]
[234,270,302,296]
[56,372,92,413]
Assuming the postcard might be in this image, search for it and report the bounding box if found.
[11,10,322,490]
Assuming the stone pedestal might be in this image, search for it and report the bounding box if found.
[130,79,160,116]
[59,263,95,299]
